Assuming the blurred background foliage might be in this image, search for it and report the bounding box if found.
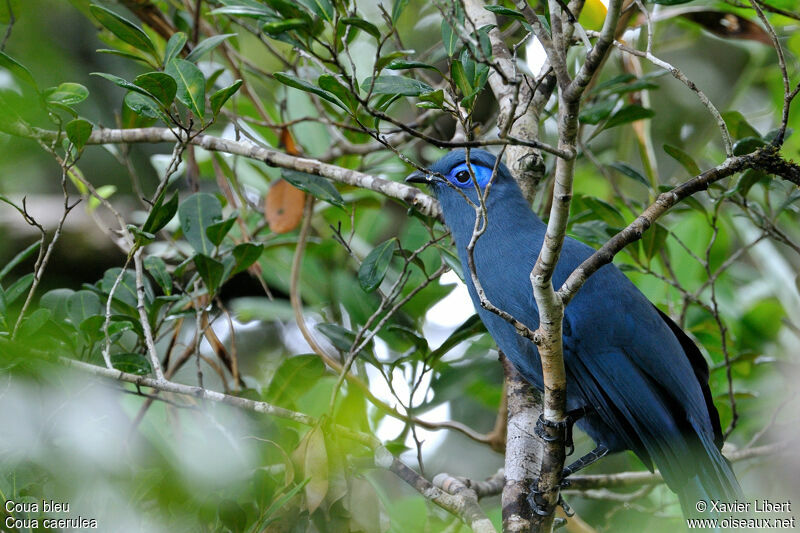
[0,0,798,532]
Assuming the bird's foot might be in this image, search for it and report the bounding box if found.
[534,407,591,456]
[526,481,551,517]
[526,481,575,518]
[559,444,610,488]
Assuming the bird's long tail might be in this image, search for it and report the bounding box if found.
[676,434,743,523]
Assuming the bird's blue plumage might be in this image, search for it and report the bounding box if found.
[415,149,741,515]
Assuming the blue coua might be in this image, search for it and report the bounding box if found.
[406,149,741,517]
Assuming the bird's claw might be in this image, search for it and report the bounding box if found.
[558,494,574,517]
[534,414,565,443]
[526,481,574,517]
[534,407,590,456]
[526,481,551,517]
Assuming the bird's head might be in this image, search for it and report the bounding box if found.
[405,149,515,200]
[405,149,531,241]
[405,149,524,221]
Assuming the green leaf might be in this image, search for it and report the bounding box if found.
[358,238,396,292]
[92,72,159,100]
[650,0,695,4]
[281,169,344,208]
[210,80,243,116]
[44,83,89,106]
[89,4,158,58]
[341,17,381,40]
[608,162,649,188]
[274,72,346,110]
[735,168,768,197]
[65,119,93,150]
[185,33,237,63]
[142,191,178,234]
[101,268,147,309]
[67,290,102,326]
[96,48,153,65]
[88,185,116,212]
[663,144,701,176]
[417,89,444,109]
[590,73,636,94]
[601,105,655,131]
[264,354,326,407]
[144,256,172,296]
[263,18,309,35]
[5,272,33,305]
[209,5,269,17]
[178,193,223,255]
[194,254,225,293]
[166,59,205,119]
[484,5,526,21]
[363,75,433,96]
[298,0,334,22]
[441,19,459,57]
[732,136,766,156]
[429,314,486,359]
[134,72,177,107]
[124,92,169,122]
[231,298,294,322]
[450,60,472,99]
[0,241,40,283]
[722,110,760,139]
[16,308,51,339]
[579,99,617,124]
[0,93,31,136]
[206,216,237,246]
[39,288,74,322]
[164,32,188,66]
[111,353,152,375]
[391,0,409,22]
[129,224,155,246]
[605,79,660,95]
[588,197,626,226]
[232,243,264,274]
[374,50,412,71]
[318,75,356,113]
[0,50,37,89]
[316,323,359,352]
[385,60,439,73]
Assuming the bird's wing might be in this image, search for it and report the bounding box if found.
[557,263,723,486]
[653,306,724,449]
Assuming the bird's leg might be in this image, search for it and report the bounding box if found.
[529,407,595,515]
[560,444,609,487]
[563,406,589,456]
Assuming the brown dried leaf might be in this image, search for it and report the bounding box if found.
[265,178,306,234]
[292,426,329,514]
[681,11,772,45]
[280,127,301,156]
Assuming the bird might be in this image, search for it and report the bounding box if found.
[406,149,742,518]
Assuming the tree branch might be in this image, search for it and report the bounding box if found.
[58,356,497,531]
[31,127,442,219]
[558,147,800,304]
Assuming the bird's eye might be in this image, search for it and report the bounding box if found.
[454,170,471,184]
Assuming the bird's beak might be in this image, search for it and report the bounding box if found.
[405,170,431,184]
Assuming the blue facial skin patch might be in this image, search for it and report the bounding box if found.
[446,162,494,189]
